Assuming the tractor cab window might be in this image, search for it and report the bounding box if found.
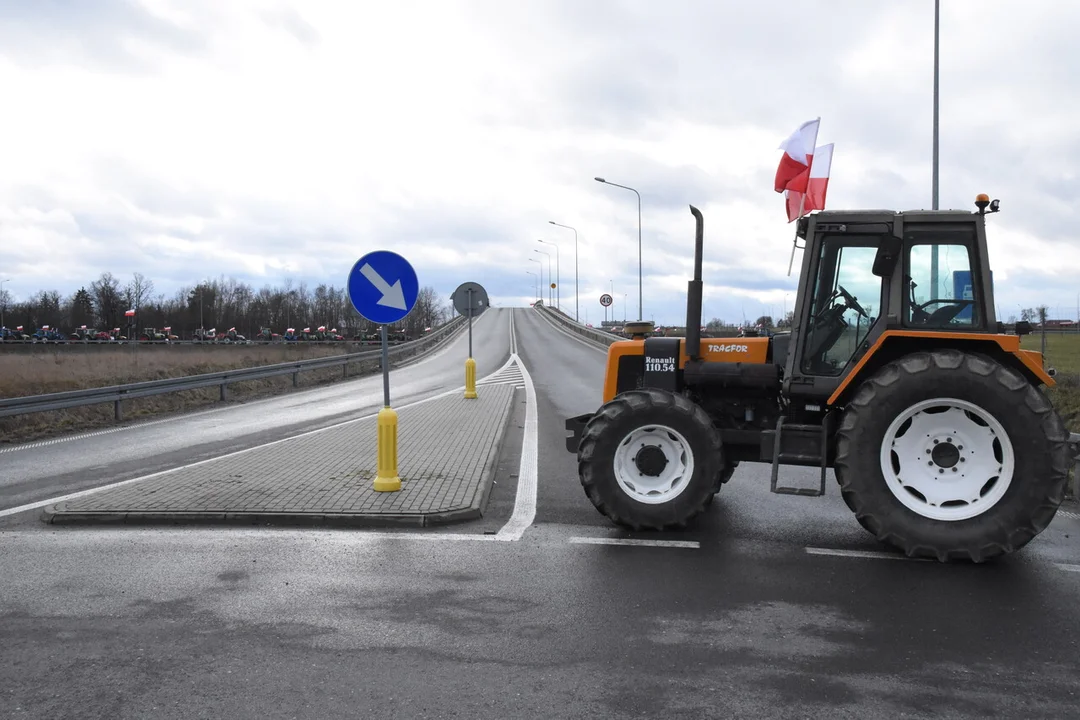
[800,237,881,376]
[904,232,981,328]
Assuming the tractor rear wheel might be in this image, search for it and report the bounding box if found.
[578,388,721,530]
[835,349,1070,562]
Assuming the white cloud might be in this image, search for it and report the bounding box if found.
[1,0,1079,326]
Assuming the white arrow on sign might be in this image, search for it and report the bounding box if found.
[360,263,407,310]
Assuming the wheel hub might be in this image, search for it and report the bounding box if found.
[634,445,669,476]
[929,437,961,470]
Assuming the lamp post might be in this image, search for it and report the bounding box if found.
[538,239,560,313]
[548,221,579,321]
[595,176,642,321]
[0,278,9,330]
[930,0,941,294]
[535,248,552,306]
[526,270,538,302]
[610,280,614,325]
[529,257,543,304]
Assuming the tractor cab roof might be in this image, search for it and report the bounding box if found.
[796,208,984,239]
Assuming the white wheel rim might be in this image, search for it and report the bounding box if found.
[613,424,695,504]
[879,397,1015,522]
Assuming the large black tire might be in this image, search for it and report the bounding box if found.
[835,349,1071,562]
[578,388,721,530]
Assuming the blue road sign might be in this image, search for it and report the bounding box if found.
[347,250,419,324]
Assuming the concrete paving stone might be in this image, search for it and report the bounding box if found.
[44,383,517,527]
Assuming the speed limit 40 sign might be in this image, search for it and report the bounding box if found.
[599,293,613,307]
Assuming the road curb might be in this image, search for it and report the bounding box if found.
[464,384,519,521]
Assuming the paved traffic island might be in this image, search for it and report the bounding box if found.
[41,383,518,528]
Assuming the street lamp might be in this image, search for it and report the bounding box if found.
[538,239,560,312]
[526,270,538,302]
[595,176,642,321]
[930,0,941,294]
[549,221,579,321]
[534,248,552,306]
[0,278,9,330]
[529,257,543,304]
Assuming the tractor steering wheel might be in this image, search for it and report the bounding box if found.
[837,285,869,318]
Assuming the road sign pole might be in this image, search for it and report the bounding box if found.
[374,323,401,491]
[452,282,488,400]
[464,288,477,399]
[347,250,419,494]
[381,324,391,408]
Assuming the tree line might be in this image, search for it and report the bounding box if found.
[0,273,455,338]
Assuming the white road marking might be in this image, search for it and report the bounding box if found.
[568,537,700,549]
[494,310,538,542]
[1058,510,1079,520]
[805,547,933,562]
[1054,563,1080,573]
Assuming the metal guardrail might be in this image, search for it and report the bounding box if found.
[535,304,624,347]
[0,316,467,421]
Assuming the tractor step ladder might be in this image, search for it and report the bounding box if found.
[769,415,830,497]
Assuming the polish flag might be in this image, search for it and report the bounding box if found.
[785,143,834,222]
[774,118,820,193]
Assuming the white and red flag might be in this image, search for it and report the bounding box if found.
[785,143,834,222]
[774,118,820,194]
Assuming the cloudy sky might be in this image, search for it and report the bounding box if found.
[2,0,1078,327]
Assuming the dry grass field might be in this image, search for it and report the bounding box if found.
[0,343,385,443]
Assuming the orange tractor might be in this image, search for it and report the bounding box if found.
[565,196,1072,562]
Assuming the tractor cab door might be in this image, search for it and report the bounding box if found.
[784,218,892,401]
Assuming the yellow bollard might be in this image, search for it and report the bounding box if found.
[374,406,402,491]
[464,356,478,399]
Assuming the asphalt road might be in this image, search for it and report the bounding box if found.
[0,308,511,512]
[4,305,1080,718]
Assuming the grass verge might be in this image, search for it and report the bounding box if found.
[1022,333,1080,434]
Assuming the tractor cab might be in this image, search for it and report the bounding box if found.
[780,194,1046,407]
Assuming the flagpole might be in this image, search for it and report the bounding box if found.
[786,117,819,277]
[787,191,807,276]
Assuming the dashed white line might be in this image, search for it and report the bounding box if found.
[805,547,933,562]
[568,537,700,549]
[1054,563,1080,573]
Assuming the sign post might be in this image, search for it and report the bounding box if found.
[347,250,419,492]
[451,282,489,399]
[600,293,612,324]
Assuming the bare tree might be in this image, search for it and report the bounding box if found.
[126,272,155,313]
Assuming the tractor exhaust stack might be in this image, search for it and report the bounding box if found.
[685,204,705,361]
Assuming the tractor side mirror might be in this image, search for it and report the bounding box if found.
[872,236,902,277]
[1014,320,1032,336]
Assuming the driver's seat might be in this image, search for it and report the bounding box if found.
[923,303,967,328]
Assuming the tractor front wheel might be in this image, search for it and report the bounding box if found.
[835,349,1070,562]
[578,389,721,530]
